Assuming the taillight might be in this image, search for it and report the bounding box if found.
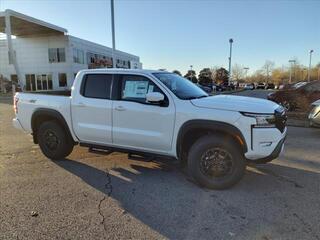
[14,96,19,114]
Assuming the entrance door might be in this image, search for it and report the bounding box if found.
[25,74,36,91]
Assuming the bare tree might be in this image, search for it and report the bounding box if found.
[232,64,245,81]
[262,60,275,83]
[210,66,220,82]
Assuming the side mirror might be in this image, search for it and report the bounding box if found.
[146,92,164,103]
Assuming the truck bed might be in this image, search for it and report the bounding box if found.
[18,90,71,96]
[15,91,73,134]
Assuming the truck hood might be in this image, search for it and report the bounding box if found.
[191,95,279,113]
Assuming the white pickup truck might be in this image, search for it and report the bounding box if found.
[13,69,287,189]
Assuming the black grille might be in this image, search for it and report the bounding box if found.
[275,107,287,133]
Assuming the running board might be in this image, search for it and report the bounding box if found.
[80,142,176,161]
[88,147,113,155]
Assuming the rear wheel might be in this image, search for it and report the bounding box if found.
[188,135,246,189]
[37,121,74,160]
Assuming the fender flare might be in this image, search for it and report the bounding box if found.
[31,108,75,144]
[176,120,248,157]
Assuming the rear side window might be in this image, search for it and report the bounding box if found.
[82,74,112,99]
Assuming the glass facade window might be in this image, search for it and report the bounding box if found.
[25,74,53,91]
[73,48,85,64]
[59,73,67,87]
[48,48,66,63]
[116,58,130,68]
[86,52,113,69]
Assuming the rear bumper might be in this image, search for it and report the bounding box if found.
[12,118,25,131]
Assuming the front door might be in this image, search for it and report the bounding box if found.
[112,74,175,153]
[71,74,113,145]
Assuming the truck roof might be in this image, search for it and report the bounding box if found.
[78,68,168,75]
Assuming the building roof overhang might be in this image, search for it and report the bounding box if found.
[0,9,67,36]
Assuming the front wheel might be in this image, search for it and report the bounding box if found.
[188,135,246,190]
[37,121,74,160]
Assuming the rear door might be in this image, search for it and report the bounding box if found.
[71,74,113,144]
[112,74,175,153]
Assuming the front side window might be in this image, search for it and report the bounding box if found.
[153,72,207,100]
[82,74,112,99]
[48,48,65,63]
[120,75,162,104]
[59,73,67,87]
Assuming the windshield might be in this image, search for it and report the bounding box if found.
[153,73,208,99]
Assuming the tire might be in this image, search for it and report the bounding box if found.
[188,135,246,190]
[37,121,74,160]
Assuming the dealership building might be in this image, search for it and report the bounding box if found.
[0,9,142,91]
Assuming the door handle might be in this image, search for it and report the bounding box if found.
[115,106,126,111]
[77,102,86,107]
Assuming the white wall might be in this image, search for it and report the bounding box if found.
[0,35,73,89]
[0,34,142,90]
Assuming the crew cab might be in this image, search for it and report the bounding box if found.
[13,69,287,189]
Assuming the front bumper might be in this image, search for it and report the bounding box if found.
[12,118,25,131]
[244,126,287,160]
[249,136,286,163]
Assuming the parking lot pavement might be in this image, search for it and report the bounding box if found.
[1,98,320,240]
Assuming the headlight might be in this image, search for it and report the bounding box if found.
[309,105,320,118]
[242,112,276,127]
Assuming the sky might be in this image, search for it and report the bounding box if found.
[0,0,319,74]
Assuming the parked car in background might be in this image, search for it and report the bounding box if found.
[268,80,320,111]
[197,83,212,94]
[212,83,223,92]
[219,82,235,91]
[244,83,255,90]
[266,83,275,89]
[256,82,266,89]
[293,81,308,89]
[309,99,320,127]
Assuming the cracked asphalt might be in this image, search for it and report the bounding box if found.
[1,96,320,240]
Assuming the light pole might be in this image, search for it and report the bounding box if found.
[228,38,233,86]
[288,59,296,84]
[243,67,249,81]
[308,50,314,82]
[190,65,193,81]
[110,0,116,68]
